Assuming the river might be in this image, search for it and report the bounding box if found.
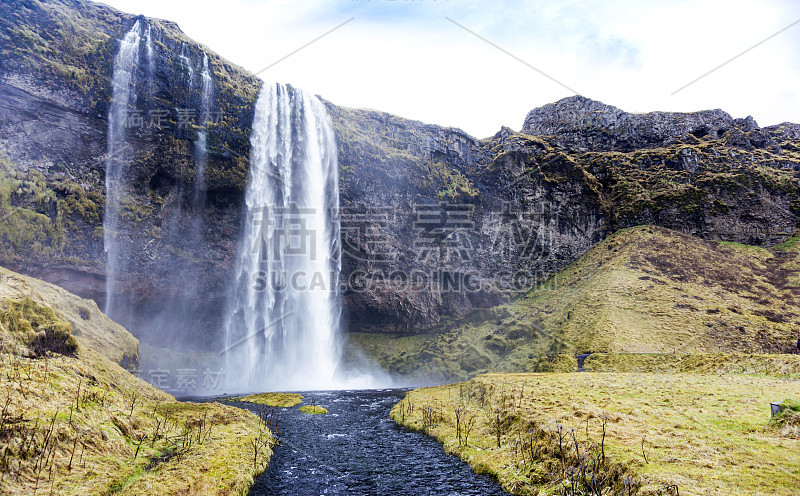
[228,388,506,495]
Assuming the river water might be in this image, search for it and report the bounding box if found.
[229,388,506,496]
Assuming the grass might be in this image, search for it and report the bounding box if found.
[770,399,800,439]
[349,225,800,381]
[0,264,274,495]
[774,234,800,251]
[780,399,800,411]
[583,352,800,377]
[298,405,328,415]
[392,372,800,496]
[225,392,303,408]
[224,392,330,415]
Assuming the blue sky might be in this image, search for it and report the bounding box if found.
[100,0,799,137]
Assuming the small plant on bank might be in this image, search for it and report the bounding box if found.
[770,398,800,438]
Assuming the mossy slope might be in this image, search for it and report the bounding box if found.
[0,264,274,495]
[351,226,800,380]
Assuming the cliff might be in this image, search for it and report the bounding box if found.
[0,0,798,357]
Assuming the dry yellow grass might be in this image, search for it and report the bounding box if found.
[0,266,138,364]
[0,265,274,495]
[392,372,800,496]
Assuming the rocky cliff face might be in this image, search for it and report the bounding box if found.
[0,0,798,354]
[0,0,260,349]
[328,105,608,333]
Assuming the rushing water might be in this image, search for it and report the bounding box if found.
[144,22,155,88]
[233,389,506,496]
[222,83,342,391]
[192,52,213,209]
[104,21,142,316]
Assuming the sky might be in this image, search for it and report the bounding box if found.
[98,0,800,138]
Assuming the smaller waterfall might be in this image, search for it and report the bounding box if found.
[178,43,194,81]
[192,53,213,209]
[144,23,155,82]
[199,53,212,107]
[104,21,142,316]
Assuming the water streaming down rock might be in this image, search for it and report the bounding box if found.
[144,23,154,82]
[104,21,142,316]
[178,43,193,81]
[222,83,342,391]
[192,53,213,209]
[103,27,223,363]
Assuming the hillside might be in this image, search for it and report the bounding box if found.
[0,265,274,495]
[392,372,800,495]
[349,226,800,380]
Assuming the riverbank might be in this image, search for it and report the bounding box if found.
[0,266,274,495]
[392,372,800,495]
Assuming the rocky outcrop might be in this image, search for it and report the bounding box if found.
[0,0,798,353]
[523,95,741,152]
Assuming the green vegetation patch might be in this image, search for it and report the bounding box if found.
[228,392,304,407]
[299,405,328,415]
[0,155,65,259]
[585,352,800,378]
[770,398,800,438]
[0,266,275,496]
[781,399,800,412]
[350,226,800,381]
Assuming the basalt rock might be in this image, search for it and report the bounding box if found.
[523,95,740,152]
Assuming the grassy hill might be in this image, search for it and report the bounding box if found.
[392,372,800,495]
[349,225,800,380]
[0,265,274,495]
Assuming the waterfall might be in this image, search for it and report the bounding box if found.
[144,23,154,82]
[178,43,193,81]
[104,21,142,316]
[222,83,342,391]
[192,53,213,209]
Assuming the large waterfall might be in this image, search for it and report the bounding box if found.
[222,83,342,391]
[104,21,141,316]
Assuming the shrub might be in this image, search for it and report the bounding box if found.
[0,297,78,357]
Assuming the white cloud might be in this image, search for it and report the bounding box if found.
[99,0,799,137]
